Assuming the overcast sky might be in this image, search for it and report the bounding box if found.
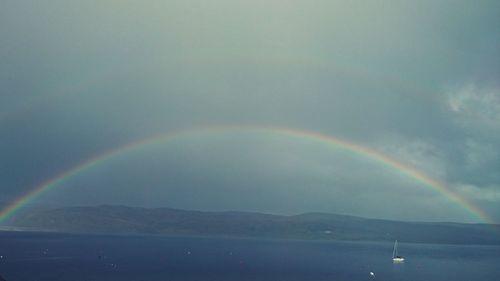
[1,1,499,223]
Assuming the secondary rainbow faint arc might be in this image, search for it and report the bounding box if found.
[0,125,494,224]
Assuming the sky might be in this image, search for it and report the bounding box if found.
[1,1,499,223]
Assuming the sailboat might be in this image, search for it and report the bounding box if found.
[392,240,405,263]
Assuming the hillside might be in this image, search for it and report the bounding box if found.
[7,205,500,244]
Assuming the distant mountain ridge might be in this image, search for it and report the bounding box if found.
[7,205,500,245]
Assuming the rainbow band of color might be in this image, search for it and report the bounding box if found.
[0,125,495,224]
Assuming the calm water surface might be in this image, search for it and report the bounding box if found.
[0,232,499,281]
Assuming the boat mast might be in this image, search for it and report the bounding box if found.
[392,240,398,258]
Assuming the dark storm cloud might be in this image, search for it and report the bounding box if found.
[1,1,499,222]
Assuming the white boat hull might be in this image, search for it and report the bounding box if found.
[393,257,405,263]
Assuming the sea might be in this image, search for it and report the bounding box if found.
[0,232,499,281]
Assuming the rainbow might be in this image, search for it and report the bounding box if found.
[0,125,495,224]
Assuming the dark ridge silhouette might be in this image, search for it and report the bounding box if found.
[7,205,500,245]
